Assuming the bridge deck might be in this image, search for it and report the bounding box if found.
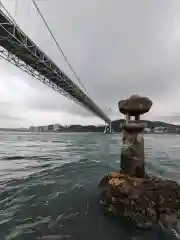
[0,9,111,124]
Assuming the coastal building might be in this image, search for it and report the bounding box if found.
[29,126,35,132]
[29,124,64,132]
[43,126,49,132]
[29,126,40,132]
[54,124,61,131]
[144,127,151,133]
[39,126,44,132]
[47,125,54,131]
[153,126,167,133]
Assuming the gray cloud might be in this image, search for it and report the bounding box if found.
[160,114,180,123]
[0,114,24,121]
[0,102,25,128]
[1,0,180,126]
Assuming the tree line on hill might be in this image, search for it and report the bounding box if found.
[57,119,180,133]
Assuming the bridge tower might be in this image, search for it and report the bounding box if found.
[104,121,112,134]
[104,108,113,133]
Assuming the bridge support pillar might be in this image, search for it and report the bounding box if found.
[104,122,112,134]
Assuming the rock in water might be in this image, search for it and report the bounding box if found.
[99,172,180,230]
[99,94,180,237]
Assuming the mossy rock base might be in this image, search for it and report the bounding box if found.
[99,172,180,232]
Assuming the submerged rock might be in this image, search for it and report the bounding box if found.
[99,172,180,230]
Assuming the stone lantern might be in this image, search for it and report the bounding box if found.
[118,95,152,177]
[99,94,180,236]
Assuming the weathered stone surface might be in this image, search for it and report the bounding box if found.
[99,172,180,231]
[123,122,146,130]
[118,95,152,116]
[99,94,180,239]
[121,124,145,178]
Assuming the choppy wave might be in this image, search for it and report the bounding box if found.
[0,132,179,239]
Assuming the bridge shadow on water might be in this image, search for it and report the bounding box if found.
[0,159,177,240]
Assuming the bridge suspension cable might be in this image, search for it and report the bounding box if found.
[31,0,89,96]
[0,1,111,124]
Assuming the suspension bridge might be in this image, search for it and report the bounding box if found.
[0,2,112,133]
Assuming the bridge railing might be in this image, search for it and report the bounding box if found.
[0,8,111,124]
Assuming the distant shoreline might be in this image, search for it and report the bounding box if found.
[0,130,180,135]
[1,119,180,134]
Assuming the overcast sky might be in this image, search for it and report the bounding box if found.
[1,0,180,128]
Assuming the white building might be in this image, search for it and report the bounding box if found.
[144,127,151,133]
[153,126,166,133]
[53,124,64,131]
